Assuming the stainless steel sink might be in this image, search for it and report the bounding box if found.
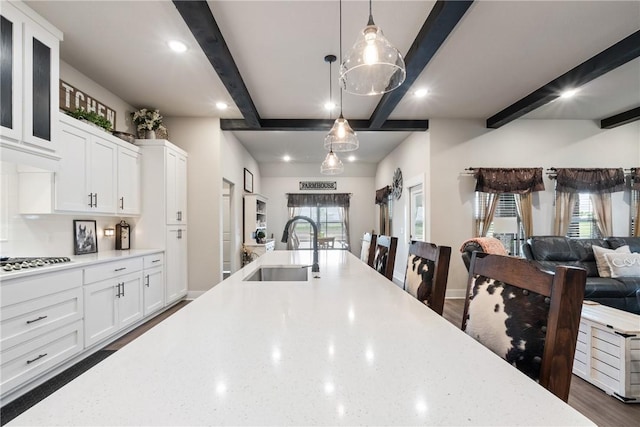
[243,265,309,282]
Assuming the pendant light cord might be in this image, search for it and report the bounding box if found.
[339,0,344,119]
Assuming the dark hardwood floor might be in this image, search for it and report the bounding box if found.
[443,298,640,427]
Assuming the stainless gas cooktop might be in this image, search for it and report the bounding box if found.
[1,257,72,272]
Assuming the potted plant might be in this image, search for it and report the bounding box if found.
[256,229,266,244]
[66,108,113,132]
[131,108,167,139]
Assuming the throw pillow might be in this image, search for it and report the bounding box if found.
[592,245,630,277]
[604,252,640,278]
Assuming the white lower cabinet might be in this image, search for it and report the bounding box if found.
[83,260,144,348]
[166,227,188,305]
[1,269,83,401]
[143,253,165,316]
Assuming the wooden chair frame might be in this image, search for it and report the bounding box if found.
[405,241,452,316]
[462,252,586,402]
[368,235,398,281]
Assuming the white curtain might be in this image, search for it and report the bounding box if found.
[590,193,613,237]
[475,193,499,237]
[553,191,577,236]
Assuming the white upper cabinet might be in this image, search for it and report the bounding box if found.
[117,146,141,216]
[0,1,61,153]
[166,148,187,225]
[55,115,117,214]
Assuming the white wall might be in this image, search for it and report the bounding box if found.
[375,132,430,284]
[260,176,376,256]
[220,131,261,273]
[377,119,640,298]
[60,61,135,134]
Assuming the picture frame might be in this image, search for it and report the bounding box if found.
[244,168,254,193]
[73,220,98,255]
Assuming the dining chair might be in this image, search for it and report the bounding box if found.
[462,252,586,402]
[361,232,377,264]
[404,241,452,316]
[370,235,398,281]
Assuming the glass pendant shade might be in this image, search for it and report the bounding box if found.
[320,150,344,175]
[324,115,359,152]
[340,23,406,95]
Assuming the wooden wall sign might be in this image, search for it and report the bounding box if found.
[299,181,337,191]
[59,80,117,127]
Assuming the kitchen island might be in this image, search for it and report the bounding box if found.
[8,250,594,426]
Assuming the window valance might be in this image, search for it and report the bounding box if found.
[375,186,391,205]
[555,168,626,193]
[630,168,640,191]
[287,193,350,208]
[474,168,545,194]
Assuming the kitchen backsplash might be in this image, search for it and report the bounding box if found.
[1,162,138,257]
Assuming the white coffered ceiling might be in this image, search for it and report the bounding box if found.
[25,0,640,164]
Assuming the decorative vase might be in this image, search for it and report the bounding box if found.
[145,129,156,139]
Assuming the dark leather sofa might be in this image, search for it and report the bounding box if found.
[522,236,640,314]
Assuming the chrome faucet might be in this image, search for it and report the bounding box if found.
[281,216,319,273]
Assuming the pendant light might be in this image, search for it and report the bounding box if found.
[324,1,359,152]
[340,0,406,96]
[321,55,345,175]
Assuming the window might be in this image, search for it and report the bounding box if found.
[567,193,601,239]
[294,205,347,250]
[475,192,524,255]
[409,184,424,242]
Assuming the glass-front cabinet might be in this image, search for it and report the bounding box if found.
[0,1,61,152]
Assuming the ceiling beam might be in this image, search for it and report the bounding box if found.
[600,106,640,129]
[368,0,474,129]
[172,0,261,128]
[487,30,640,129]
[221,119,428,132]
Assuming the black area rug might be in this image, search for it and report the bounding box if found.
[0,350,115,426]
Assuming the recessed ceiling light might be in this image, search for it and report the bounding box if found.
[414,88,429,98]
[560,88,579,99]
[168,40,187,53]
[283,155,291,162]
[324,102,336,110]
[216,102,228,110]
[348,155,356,162]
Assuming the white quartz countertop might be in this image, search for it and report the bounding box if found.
[0,249,163,280]
[8,250,594,426]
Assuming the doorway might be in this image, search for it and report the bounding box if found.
[222,180,234,279]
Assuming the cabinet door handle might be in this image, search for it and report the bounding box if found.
[114,267,126,272]
[94,193,98,207]
[26,353,48,364]
[26,315,48,324]
[120,197,124,210]
[177,229,182,239]
[115,282,121,298]
[88,193,93,207]
[121,282,125,297]
[145,274,150,287]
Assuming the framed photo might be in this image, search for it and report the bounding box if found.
[73,220,98,255]
[244,168,254,193]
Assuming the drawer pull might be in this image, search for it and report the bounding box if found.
[114,267,127,272]
[26,353,48,364]
[152,259,161,263]
[26,315,48,324]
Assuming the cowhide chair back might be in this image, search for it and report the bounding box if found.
[462,252,586,402]
[371,235,398,281]
[361,232,377,264]
[404,241,452,315]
